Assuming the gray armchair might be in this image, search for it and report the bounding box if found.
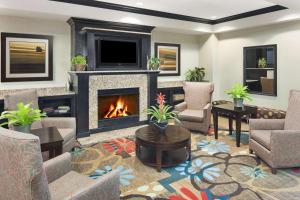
[249,90,300,174]
[175,82,214,133]
[0,127,120,200]
[4,89,76,152]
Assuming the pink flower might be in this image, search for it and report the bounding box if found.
[156,93,166,110]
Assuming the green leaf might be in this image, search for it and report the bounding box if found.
[0,102,46,127]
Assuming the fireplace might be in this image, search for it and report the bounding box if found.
[98,88,139,130]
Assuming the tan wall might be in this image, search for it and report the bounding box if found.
[0,15,70,89]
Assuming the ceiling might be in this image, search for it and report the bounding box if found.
[96,0,276,19]
[0,0,300,35]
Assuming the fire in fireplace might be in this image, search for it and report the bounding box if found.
[98,88,139,126]
[104,96,131,119]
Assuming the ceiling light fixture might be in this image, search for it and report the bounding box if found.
[120,17,141,24]
[136,2,143,6]
[210,16,218,20]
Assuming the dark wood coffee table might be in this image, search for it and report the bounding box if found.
[135,125,191,172]
[212,102,257,147]
[31,127,63,159]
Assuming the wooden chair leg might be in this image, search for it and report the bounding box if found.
[271,168,277,174]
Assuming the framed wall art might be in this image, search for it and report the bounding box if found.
[154,43,180,76]
[1,32,53,82]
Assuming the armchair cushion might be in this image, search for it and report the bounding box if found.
[44,152,72,183]
[179,109,204,123]
[183,82,214,110]
[174,102,187,112]
[58,128,76,144]
[49,171,96,200]
[41,117,76,130]
[250,130,271,150]
[49,170,120,200]
[4,89,43,129]
[284,90,300,130]
[249,119,285,130]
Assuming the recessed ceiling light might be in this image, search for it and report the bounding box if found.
[136,2,143,6]
[120,17,141,24]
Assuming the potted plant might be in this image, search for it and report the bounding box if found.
[146,93,178,133]
[225,83,252,107]
[71,55,87,71]
[0,102,46,133]
[258,57,267,68]
[147,57,160,70]
[185,67,206,82]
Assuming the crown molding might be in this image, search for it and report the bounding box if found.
[51,0,288,25]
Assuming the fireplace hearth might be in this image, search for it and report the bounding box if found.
[98,88,139,130]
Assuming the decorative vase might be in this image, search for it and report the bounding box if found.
[233,98,244,107]
[153,121,168,134]
[74,64,86,71]
[13,124,32,133]
[150,63,160,70]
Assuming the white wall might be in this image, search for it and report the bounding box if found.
[151,30,200,82]
[0,15,70,89]
[212,20,300,110]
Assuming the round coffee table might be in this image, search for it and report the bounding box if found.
[135,125,191,172]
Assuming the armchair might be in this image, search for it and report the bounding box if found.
[4,89,76,152]
[249,90,300,174]
[175,82,214,133]
[0,127,120,200]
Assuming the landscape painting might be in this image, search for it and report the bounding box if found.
[155,43,180,76]
[9,41,46,74]
[1,32,53,82]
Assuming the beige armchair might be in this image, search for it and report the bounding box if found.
[249,90,300,174]
[0,127,120,200]
[175,82,214,133]
[4,89,76,152]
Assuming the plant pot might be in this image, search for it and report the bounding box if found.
[149,63,160,70]
[13,124,32,133]
[233,98,244,107]
[74,64,86,71]
[153,121,168,134]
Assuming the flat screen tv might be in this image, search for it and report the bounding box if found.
[96,39,139,68]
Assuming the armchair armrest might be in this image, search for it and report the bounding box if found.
[175,102,187,112]
[41,117,76,129]
[271,130,300,167]
[203,103,211,117]
[43,152,72,183]
[71,170,120,200]
[249,119,285,130]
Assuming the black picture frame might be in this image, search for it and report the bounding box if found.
[155,43,181,76]
[1,32,53,82]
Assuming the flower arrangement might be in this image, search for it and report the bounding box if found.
[71,55,87,71]
[147,56,160,70]
[0,102,46,133]
[225,83,252,107]
[185,67,206,82]
[146,93,178,132]
[258,57,267,68]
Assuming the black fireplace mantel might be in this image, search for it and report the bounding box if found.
[67,17,155,71]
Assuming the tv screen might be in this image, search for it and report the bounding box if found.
[99,40,138,66]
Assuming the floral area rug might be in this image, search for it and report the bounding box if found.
[71,129,300,200]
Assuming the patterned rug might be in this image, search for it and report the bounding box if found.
[71,129,300,200]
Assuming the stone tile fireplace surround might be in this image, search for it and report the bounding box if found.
[89,74,148,129]
[70,70,159,137]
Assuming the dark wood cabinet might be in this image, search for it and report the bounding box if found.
[243,44,277,96]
